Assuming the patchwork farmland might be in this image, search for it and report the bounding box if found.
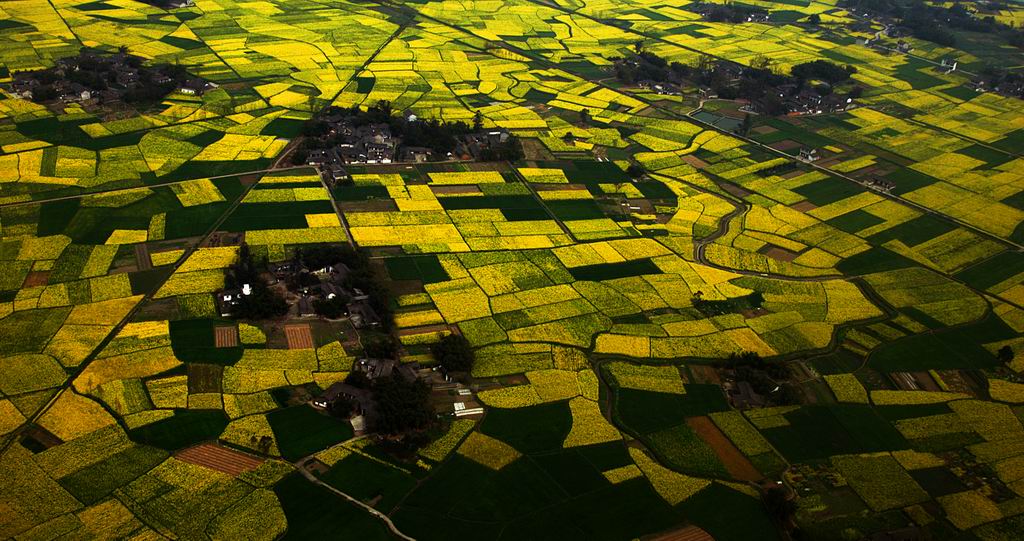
[1,0,1024,539]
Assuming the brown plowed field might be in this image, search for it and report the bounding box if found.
[22,271,49,288]
[214,326,238,348]
[686,416,762,482]
[175,443,263,476]
[285,324,314,349]
[688,364,721,385]
[648,525,715,541]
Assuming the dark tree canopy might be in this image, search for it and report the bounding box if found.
[328,396,355,419]
[790,60,855,84]
[344,370,371,389]
[362,332,399,359]
[298,101,478,160]
[295,244,394,331]
[431,334,475,373]
[224,244,288,320]
[373,376,434,436]
[841,0,1024,49]
[313,296,349,319]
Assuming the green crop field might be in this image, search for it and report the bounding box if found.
[2,0,1024,538]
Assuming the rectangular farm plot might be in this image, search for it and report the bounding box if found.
[686,416,763,482]
[214,326,239,348]
[285,324,315,350]
[176,442,264,476]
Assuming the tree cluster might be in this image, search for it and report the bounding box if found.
[614,50,858,116]
[697,2,768,23]
[295,101,479,163]
[372,376,434,436]
[224,244,288,320]
[476,134,525,162]
[23,49,189,105]
[842,0,1024,49]
[724,351,800,404]
[977,65,1024,98]
[613,51,678,85]
[362,332,399,359]
[295,244,395,331]
[790,60,856,84]
[430,334,475,373]
[313,295,350,319]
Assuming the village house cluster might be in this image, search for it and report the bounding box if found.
[216,258,381,327]
[312,359,428,433]
[305,113,406,167]
[305,112,516,170]
[9,50,210,106]
[312,357,481,434]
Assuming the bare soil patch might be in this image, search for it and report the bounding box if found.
[521,138,555,161]
[688,364,721,385]
[768,139,801,152]
[791,200,818,212]
[648,525,715,541]
[338,199,398,212]
[22,271,49,288]
[285,323,314,350]
[398,323,451,337]
[533,183,587,191]
[681,154,710,169]
[214,326,238,348]
[188,364,223,393]
[135,244,151,271]
[760,245,799,262]
[687,416,763,482]
[176,443,264,476]
[431,185,480,195]
[910,371,941,392]
[721,181,751,198]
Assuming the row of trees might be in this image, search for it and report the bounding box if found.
[613,48,858,116]
[294,101,521,164]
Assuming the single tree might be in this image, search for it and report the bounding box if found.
[741,112,753,136]
[750,54,773,72]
